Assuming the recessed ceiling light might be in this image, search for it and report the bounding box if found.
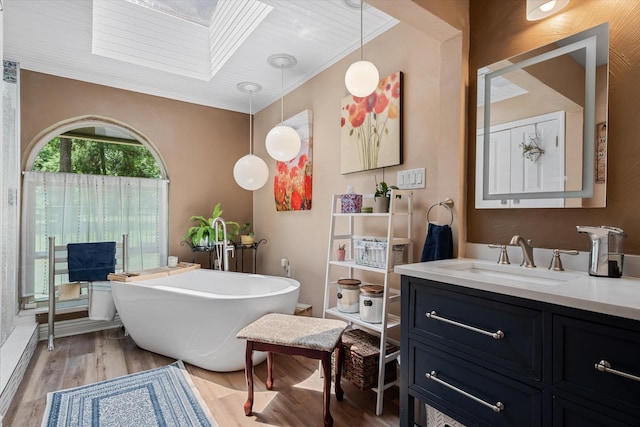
[344,0,371,9]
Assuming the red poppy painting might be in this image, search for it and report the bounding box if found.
[274,110,313,211]
[340,71,402,174]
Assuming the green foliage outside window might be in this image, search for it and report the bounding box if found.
[33,136,162,178]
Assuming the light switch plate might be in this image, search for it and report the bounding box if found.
[397,168,426,189]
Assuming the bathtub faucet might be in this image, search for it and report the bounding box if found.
[211,217,230,271]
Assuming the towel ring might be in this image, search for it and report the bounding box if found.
[427,198,454,226]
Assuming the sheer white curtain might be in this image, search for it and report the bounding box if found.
[2,60,20,346]
[21,171,169,298]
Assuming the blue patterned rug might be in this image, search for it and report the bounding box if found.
[41,361,217,427]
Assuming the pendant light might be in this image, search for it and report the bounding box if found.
[526,0,569,21]
[344,0,379,97]
[265,53,301,162]
[233,82,269,191]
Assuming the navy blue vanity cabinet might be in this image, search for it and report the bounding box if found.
[552,395,639,426]
[409,340,543,426]
[410,280,544,381]
[400,275,640,427]
[552,312,640,425]
[401,276,547,427]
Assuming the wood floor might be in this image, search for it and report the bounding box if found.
[4,328,400,426]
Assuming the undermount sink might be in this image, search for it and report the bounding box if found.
[437,260,582,286]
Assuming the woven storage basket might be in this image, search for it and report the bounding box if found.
[334,329,398,390]
[353,237,406,269]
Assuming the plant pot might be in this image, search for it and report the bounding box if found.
[240,235,254,245]
[337,249,346,261]
[374,197,390,213]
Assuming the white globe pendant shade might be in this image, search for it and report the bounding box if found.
[265,125,301,162]
[233,154,269,191]
[345,60,379,97]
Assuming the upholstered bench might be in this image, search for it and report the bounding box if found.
[236,313,347,427]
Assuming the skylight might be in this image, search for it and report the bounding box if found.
[92,0,273,81]
[477,67,528,107]
[124,0,220,26]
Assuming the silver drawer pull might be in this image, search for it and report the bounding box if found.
[595,360,640,382]
[426,370,505,413]
[426,311,505,339]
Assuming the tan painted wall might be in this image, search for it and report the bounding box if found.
[19,71,253,264]
[410,0,468,34]
[18,4,468,318]
[467,0,640,254]
[252,19,465,314]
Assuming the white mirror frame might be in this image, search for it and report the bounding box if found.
[479,23,608,202]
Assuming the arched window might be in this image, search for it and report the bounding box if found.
[21,117,169,303]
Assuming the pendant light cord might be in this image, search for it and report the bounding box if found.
[280,65,285,125]
[249,90,253,155]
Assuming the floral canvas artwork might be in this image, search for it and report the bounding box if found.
[340,71,402,174]
[274,110,313,211]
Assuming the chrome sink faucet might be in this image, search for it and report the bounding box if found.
[509,235,536,268]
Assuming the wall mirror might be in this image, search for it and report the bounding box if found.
[476,22,609,209]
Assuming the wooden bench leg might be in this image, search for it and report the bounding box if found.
[242,336,345,426]
[334,338,344,401]
[244,341,254,416]
[321,351,334,427]
[266,351,274,390]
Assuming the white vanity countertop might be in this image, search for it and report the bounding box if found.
[395,258,640,321]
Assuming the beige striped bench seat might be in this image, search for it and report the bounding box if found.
[236,313,348,427]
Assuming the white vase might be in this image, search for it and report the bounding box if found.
[375,197,390,213]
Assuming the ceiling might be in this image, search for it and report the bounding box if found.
[3,0,398,114]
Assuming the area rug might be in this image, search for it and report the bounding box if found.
[41,360,217,427]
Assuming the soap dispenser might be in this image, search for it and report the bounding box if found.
[576,226,625,278]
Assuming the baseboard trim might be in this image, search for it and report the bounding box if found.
[0,324,38,417]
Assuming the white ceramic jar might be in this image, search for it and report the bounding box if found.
[337,279,361,313]
[359,285,384,323]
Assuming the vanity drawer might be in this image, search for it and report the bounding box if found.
[407,278,543,380]
[409,341,543,427]
[553,315,640,418]
[552,395,638,427]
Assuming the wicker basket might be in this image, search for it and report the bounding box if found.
[353,237,406,269]
[334,329,398,390]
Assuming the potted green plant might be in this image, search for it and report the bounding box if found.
[337,243,346,261]
[239,222,255,246]
[374,181,400,213]
[183,203,240,247]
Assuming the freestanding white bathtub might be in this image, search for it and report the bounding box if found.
[111,269,300,372]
